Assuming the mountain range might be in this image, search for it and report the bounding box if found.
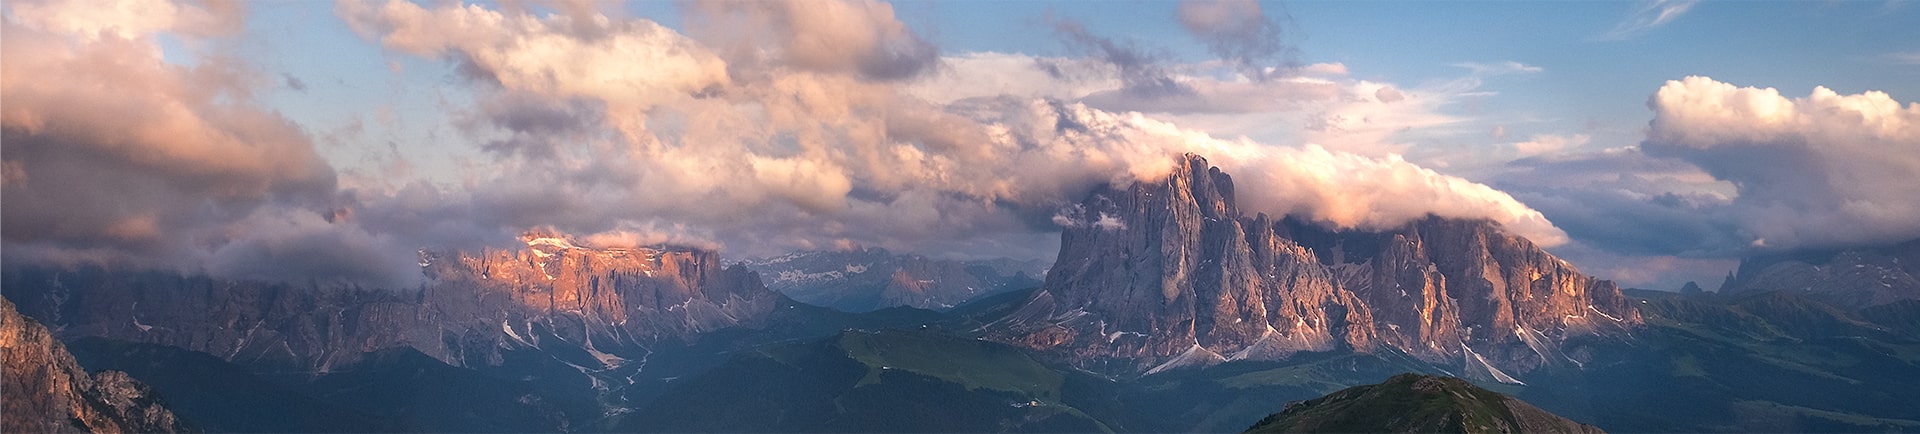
[984,154,1637,379]
[2,153,1916,433]
[2,297,185,433]
[740,248,1045,312]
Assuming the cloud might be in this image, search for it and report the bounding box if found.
[337,0,731,147]
[577,222,723,252]
[916,22,1519,162]
[282,73,307,91]
[1453,61,1544,76]
[458,91,608,160]
[1176,0,1299,80]
[1883,51,1920,65]
[910,53,1354,116]
[1641,76,1920,251]
[0,0,401,284]
[1227,145,1568,246]
[205,209,420,288]
[1599,0,1698,40]
[904,52,1117,105]
[916,52,1464,159]
[330,0,1569,257]
[1006,101,1568,246]
[1046,17,1192,99]
[682,0,939,80]
[8,0,1576,288]
[1511,134,1589,158]
[1092,213,1127,231]
[6,0,243,41]
[1489,140,1749,256]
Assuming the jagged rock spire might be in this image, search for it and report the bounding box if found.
[986,154,1639,379]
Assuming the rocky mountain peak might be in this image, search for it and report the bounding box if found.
[986,154,1639,379]
[2,297,186,433]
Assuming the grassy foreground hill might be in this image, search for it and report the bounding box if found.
[1245,373,1603,434]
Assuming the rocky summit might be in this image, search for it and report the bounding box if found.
[985,154,1639,379]
[3,237,783,372]
[2,297,186,433]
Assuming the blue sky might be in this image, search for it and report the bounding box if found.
[6,0,1919,289]
[243,0,1919,184]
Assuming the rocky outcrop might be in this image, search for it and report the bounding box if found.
[985,154,1638,378]
[2,297,186,433]
[743,248,1045,312]
[2,238,784,371]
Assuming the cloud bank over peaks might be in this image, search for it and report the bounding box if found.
[5,0,1571,289]
[1642,76,1920,251]
[334,0,1565,260]
[1,0,367,283]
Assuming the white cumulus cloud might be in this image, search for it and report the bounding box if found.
[1643,76,1920,250]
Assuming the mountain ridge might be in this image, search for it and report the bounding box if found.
[3,236,786,372]
[1,297,186,433]
[985,154,1640,379]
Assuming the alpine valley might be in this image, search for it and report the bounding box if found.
[5,155,1918,433]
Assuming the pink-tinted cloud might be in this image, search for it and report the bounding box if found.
[331,0,1569,261]
[2,0,351,279]
[1642,76,1920,251]
[6,0,1579,288]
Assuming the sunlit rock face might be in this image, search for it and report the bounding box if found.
[3,239,783,372]
[2,297,186,433]
[985,154,1639,378]
[423,237,782,350]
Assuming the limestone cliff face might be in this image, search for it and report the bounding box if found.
[3,240,783,371]
[1283,213,1642,376]
[418,238,782,365]
[986,154,1639,378]
[2,297,186,433]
